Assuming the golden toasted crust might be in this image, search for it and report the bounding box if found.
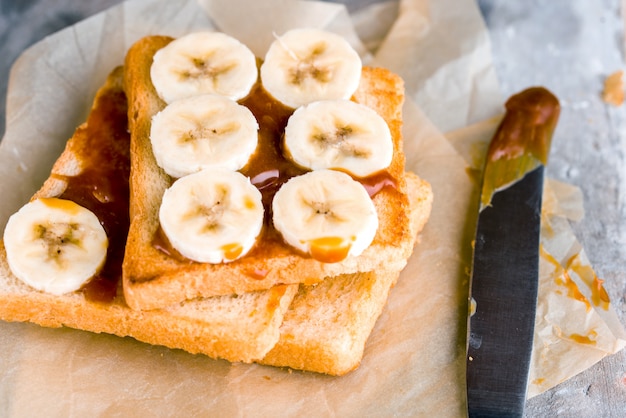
[122,35,417,311]
[0,67,298,363]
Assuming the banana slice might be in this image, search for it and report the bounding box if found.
[159,169,264,263]
[151,31,258,103]
[3,198,108,295]
[283,99,393,177]
[260,28,362,108]
[150,94,259,178]
[272,169,377,263]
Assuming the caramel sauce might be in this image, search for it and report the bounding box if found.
[558,272,591,312]
[53,75,130,303]
[591,276,611,310]
[487,87,560,165]
[239,82,308,227]
[39,197,82,214]
[358,170,397,197]
[221,243,244,261]
[541,245,587,310]
[152,226,193,264]
[151,80,398,265]
[566,253,610,311]
[266,284,288,311]
[542,245,610,312]
[245,268,269,280]
[569,331,598,346]
[308,236,352,264]
[542,245,591,310]
[303,276,322,286]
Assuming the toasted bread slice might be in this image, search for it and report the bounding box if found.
[122,35,418,311]
[260,173,432,375]
[0,67,298,363]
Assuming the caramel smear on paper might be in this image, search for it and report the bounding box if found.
[532,377,546,386]
[602,70,624,106]
[566,253,611,311]
[557,272,591,311]
[568,330,598,346]
[540,245,611,312]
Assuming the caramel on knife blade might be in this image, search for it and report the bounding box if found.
[480,87,560,210]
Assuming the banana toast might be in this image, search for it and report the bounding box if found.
[122,35,420,311]
[0,32,433,374]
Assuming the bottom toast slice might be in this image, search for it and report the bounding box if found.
[260,173,432,375]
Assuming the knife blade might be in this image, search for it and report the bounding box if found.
[466,87,560,418]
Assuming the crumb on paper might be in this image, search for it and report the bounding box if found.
[602,70,624,106]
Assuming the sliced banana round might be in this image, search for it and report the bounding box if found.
[151,31,258,103]
[284,99,393,177]
[159,169,264,263]
[260,28,362,108]
[150,94,259,178]
[3,198,108,295]
[272,169,377,263]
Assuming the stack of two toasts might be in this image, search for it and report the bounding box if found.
[0,30,432,375]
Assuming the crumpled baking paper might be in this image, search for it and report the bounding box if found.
[0,0,624,416]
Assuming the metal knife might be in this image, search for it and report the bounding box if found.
[466,87,560,418]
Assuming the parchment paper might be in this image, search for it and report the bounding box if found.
[0,0,624,416]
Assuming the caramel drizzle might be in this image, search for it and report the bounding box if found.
[54,74,130,303]
[541,245,610,311]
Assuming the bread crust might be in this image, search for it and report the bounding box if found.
[122,35,417,311]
